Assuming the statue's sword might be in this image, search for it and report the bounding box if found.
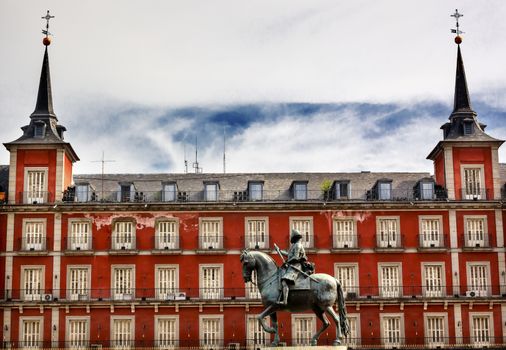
[274,243,319,283]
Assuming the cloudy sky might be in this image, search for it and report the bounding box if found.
[1,1,506,174]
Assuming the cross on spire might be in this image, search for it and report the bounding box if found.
[41,10,54,37]
[450,9,464,36]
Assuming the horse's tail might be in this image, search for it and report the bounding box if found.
[335,278,350,337]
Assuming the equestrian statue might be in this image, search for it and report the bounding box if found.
[240,229,349,346]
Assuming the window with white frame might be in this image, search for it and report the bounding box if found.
[156,265,178,299]
[199,218,222,249]
[155,316,178,349]
[464,217,488,247]
[333,218,357,248]
[200,265,222,299]
[113,221,135,250]
[467,263,490,296]
[377,218,400,248]
[156,220,178,250]
[75,184,91,203]
[293,182,307,200]
[68,220,91,250]
[420,218,442,248]
[420,181,435,200]
[424,314,447,348]
[204,183,219,201]
[381,315,403,347]
[200,316,223,349]
[422,264,444,297]
[470,314,493,346]
[290,217,313,248]
[111,318,134,349]
[20,318,42,349]
[22,267,44,301]
[248,182,263,201]
[246,270,261,299]
[245,218,268,249]
[25,169,47,203]
[463,167,483,199]
[67,266,90,301]
[379,264,401,298]
[334,264,358,295]
[334,181,350,199]
[67,317,89,349]
[292,315,315,346]
[343,315,360,346]
[378,181,392,200]
[162,183,177,202]
[246,315,269,349]
[112,266,134,300]
[23,220,46,251]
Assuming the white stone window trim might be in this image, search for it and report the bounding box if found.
[66,265,91,300]
[111,264,136,300]
[154,315,179,348]
[110,316,135,348]
[376,216,401,247]
[244,216,269,249]
[19,316,44,348]
[65,316,90,348]
[334,262,359,295]
[378,262,402,298]
[469,311,494,346]
[22,218,47,251]
[199,314,224,347]
[423,312,448,347]
[155,217,180,249]
[245,314,270,348]
[460,164,486,199]
[463,215,488,247]
[198,217,224,249]
[380,313,405,347]
[332,216,358,248]
[466,261,491,296]
[343,313,361,345]
[421,262,446,297]
[67,218,92,250]
[155,264,179,299]
[112,219,137,250]
[291,313,317,346]
[289,216,314,248]
[21,265,45,301]
[199,264,224,299]
[418,215,444,247]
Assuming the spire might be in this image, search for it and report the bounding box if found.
[452,45,475,115]
[31,47,56,119]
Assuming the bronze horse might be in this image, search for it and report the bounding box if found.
[240,250,349,346]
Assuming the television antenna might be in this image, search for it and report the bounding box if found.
[91,151,116,201]
[192,136,203,173]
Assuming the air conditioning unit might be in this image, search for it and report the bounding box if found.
[228,343,240,350]
[174,292,186,300]
[44,294,53,301]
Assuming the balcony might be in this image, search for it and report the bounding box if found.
[417,233,447,252]
[374,233,404,252]
[331,233,360,253]
[16,191,54,204]
[243,234,270,250]
[460,187,492,200]
[197,235,225,253]
[152,235,181,254]
[109,235,138,254]
[63,236,93,255]
[461,233,492,251]
[16,237,49,255]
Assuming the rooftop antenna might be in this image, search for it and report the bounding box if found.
[183,143,188,174]
[192,136,203,173]
[91,151,116,201]
[223,126,226,174]
[451,9,465,36]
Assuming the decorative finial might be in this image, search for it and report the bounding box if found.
[450,9,464,44]
[41,10,54,46]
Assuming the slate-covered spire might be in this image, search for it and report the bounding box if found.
[452,45,475,116]
[31,47,57,120]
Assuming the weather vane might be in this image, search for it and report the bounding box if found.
[451,9,464,44]
[41,10,54,46]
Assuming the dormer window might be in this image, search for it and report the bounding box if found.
[333,181,350,199]
[463,121,473,135]
[204,182,219,201]
[118,182,135,202]
[420,181,434,200]
[75,182,93,202]
[292,181,308,200]
[33,122,45,138]
[248,181,264,201]
[377,180,392,200]
[162,182,177,202]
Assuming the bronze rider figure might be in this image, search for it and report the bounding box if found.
[277,229,308,305]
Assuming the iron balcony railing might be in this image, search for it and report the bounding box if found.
[153,235,180,250]
[63,236,93,251]
[460,187,492,200]
[332,233,359,249]
[16,237,50,252]
[198,235,225,250]
[243,234,270,250]
[110,235,137,251]
[375,233,404,249]
[461,232,492,248]
[418,233,447,249]
[16,191,54,204]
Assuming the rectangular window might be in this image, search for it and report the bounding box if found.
[246,270,261,299]
[156,220,178,250]
[75,184,91,203]
[379,264,401,298]
[425,315,446,347]
[67,267,90,301]
[199,218,222,249]
[112,318,133,349]
[292,315,315,346]
[422,264,444,297]
[335,264,358,295]
[113,221,135,250]
[465,217,488,247]
[120,184,132,202]
[377,218,400,248]
[162,183,177,202]
[200,316,223,349]
[156,317,178,349]
[112,267,134,300]
[156,266,178,299]
[290,217,313,248]
[381,315,403,347]
[22,267,43,301]
[247,315,269,349]
[68,221,91,250]
[333,219,357,248]
[420,218,442,248]
[67,318,89,349]
[343,315,360,346]
[25,169,47,204]
[471,314,492,346]
[293,183,307,200]
[467,263,490,296]
[378,182,392,200]
[248,182,263,201]
[21,319,42,349]
[23,220,46,251]
[335,182,350,199]
[204,183,218,201]
[463,168,482,199]
[420,182,434,200]
[245,218,268,249]
[200,265,222,299]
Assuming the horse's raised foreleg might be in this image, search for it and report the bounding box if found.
[325,306,342,346]
[311,307,330,346]
[257,304,278,334]
[270,312,280,346]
